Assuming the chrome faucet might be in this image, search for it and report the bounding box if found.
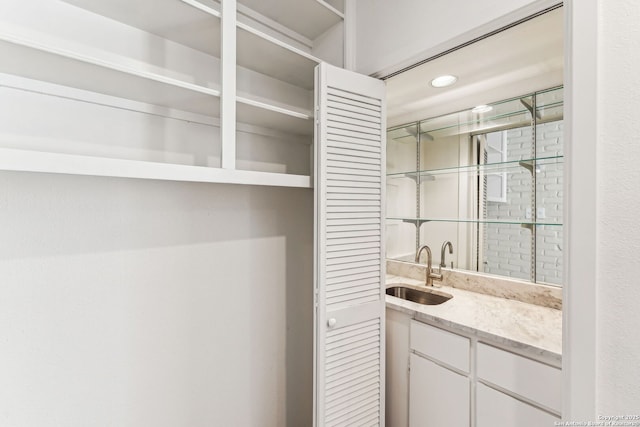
[439,241,454,274]
[415,245,443,287]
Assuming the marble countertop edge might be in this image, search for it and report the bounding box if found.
[385,274,562,366]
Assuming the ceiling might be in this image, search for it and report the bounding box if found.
[385,7,564,127]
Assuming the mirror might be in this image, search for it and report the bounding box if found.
[384,8,564,286]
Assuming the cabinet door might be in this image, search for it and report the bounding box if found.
[314,62,387,427]
[476,383,559,427]
[409,354,469,427]
[386,309,411,427]
[476,342,561,413]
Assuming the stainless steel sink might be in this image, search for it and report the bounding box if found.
[386,285,453,305]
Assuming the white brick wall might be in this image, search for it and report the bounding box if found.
[483,120,564,285]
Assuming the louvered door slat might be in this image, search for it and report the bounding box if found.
[327,250,380,261]
[327,134,382,148]
[326,387,379,424]
[327,213,381,221]
[327,292,380,309]
[327,89,382,108]
[326,271,379,286]
[326,318,379,342]
[328,120,381,136]
[327,283,380,299]
[326,384,380,418]
[328,153,381,165]
[326,276,378,291]
[327,280,381,296]
[326,375,380,405]
[326,266,378,280]
[328,187,381,195]
[329,401,380,427]
[325,342,380,369]
[326,259,380,273]
[326,96,381,115]
[327,251,381,264]
[326,241,380,252]
[315,63,386,427]
[328,193,381,201]
[324,236,380,247]
[328,113,382,129]
[327,99,381,118]
[328,160,380,171]
[327,139,382,153]
[328,146,382,158]
[328,127,381,142]
[327,107,382,124]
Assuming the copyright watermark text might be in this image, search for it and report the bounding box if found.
[555,415,640,426]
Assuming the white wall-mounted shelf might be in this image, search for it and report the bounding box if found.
[238,0,343,41]
[237,23,320,90]
[61,0,222,56]
[0,148,311,188]
[237,95,313,137]
[0,27,221,116]
[0,0,344,188]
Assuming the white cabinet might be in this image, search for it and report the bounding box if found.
[409,353,470,427]
[392,317,561,427]
[409,320,470,427]
[476,342,561,414]
[476,383,559,427]
[410,319,469,372]
[475,342,560,425]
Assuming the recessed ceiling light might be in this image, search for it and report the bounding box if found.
[471,104,493,114]
[430,75,458,88]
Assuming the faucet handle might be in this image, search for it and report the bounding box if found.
[429,268,443,280]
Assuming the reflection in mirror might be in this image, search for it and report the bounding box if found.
[384,7,564,286]
[386,87,563,286]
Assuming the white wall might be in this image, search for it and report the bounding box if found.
[565,0,640,419]
[0,173,313,426]
[594,0,640,414]
[354,0,558,77]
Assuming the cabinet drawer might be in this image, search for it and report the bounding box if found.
[477,342,561,413]
[410,320,469,373]
[476,383,559,427]
[409,353,469,427]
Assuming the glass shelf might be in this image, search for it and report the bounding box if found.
[387,155,563,179]
[387,86,564,140]
[386,217,563,227]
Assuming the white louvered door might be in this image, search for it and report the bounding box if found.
[314,62,386,427]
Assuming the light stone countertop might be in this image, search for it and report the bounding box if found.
[386,274,562,365]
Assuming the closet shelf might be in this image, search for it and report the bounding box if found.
[0,25,222,116]
[237,97,313,137]
[62,0,222,56]
[0,148,312,188]
[178,0,324,90]
[0,25,313,129]
[237,23,320,90]
[238,0,343,41]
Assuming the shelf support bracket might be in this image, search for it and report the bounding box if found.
[518,160,535,174]
[520,97,542,120]
[402,218,430,227]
